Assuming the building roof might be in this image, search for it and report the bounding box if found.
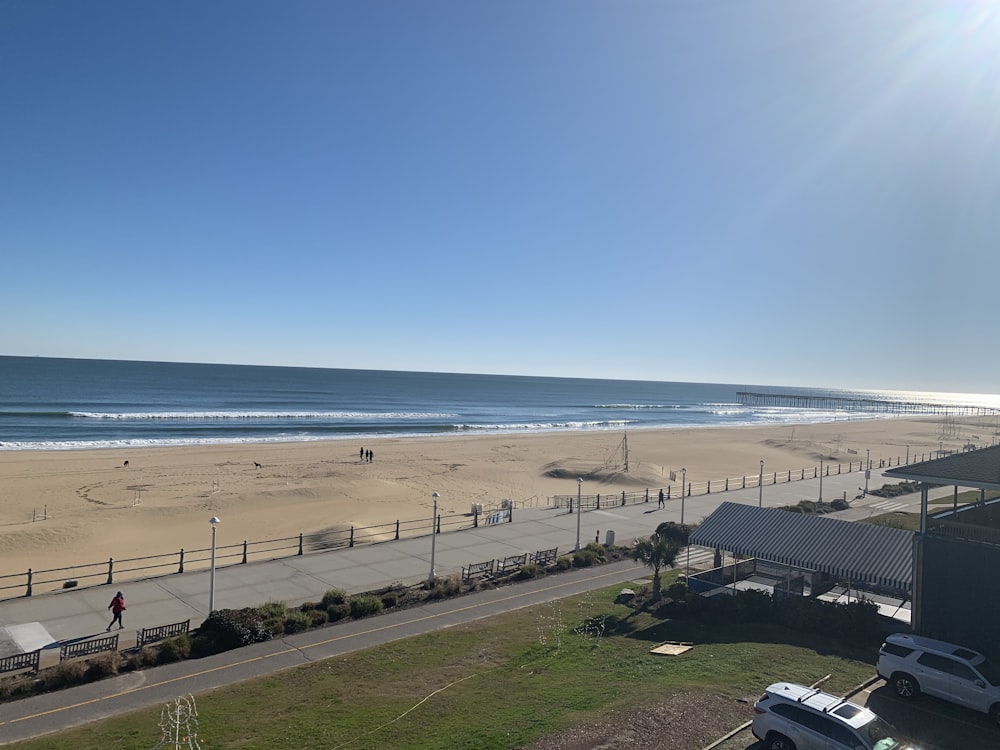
[688,501,913,591]
[884,445,1000,490]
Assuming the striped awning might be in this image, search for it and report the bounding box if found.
[689,502,913,592]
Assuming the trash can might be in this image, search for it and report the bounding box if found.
[604,529,615,547]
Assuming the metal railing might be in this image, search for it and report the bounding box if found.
[0,502,521,600]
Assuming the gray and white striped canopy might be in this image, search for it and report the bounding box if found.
[688,501,913,592]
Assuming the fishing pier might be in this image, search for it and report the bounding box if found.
[736,392,1000,417]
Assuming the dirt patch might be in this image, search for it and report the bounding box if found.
[517,690,753,750]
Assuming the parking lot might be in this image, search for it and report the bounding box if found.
[713,678,1000,750]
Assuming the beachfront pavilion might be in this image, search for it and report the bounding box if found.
[687,501,913,620]
[884,444,1000,654]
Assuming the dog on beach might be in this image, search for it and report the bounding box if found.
[123,460,129,468]
[254,461,262,469]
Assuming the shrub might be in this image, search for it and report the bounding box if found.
[84,653,121,681]
[38,661,86,691]
[584,542,607,562]
[829,498,850,511]
[321,588,349,608]
[156,634,191,664]
[665,581,688,601]
[572,549,597,568]
[381,592,399,608]
[283,611,311,634]
[515,563,540,581]
[307,608,329,627]
[326,602,351,622]
[259,600,289,634]
[555,555,573,570]
[350,594,384,619]
[196,608,272,656]
[299,601,318,611]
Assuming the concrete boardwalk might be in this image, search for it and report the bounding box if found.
[0,468,931,744]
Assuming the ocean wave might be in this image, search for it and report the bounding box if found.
[454,420,634,431]
[67,410,458,421]
[592,404,683,409]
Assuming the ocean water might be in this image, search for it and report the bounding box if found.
[1,356,997,450]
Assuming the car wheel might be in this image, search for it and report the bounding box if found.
[766,733,797,750]
[892,672,920,699]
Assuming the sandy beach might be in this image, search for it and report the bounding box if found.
[0,415,993,579]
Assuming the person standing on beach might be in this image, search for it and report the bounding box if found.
[360,447,365,461]
[107,591,126,631]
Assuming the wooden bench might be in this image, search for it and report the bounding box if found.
[496,553,528,576]
[59,633,119,662]
[0,649,41,675]
[462,560,495,582]
[531,548,559,566]
[137,619,191,649]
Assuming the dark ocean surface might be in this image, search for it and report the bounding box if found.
[1,356,996,450]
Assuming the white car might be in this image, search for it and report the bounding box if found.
[752,681,919,750]
[876,633,1000,726]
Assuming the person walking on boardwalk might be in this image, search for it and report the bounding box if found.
[107,591,126,631]
[658,488,665,508]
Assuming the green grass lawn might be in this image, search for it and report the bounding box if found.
[12,580,877,750]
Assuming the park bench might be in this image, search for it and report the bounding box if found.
[59,633,119,662]
[496,553,528,576]
[531,548,559,566]
[0,649,41,675]
[136,619,191,649]
[461,560,495,582]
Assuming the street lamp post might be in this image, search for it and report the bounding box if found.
[758,460,764,508]
[209,516,220,613]
[429,492,439,583]
[575,478,583,551]
[818,458,824,504]
[681,468,687,525]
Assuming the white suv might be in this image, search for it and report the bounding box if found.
[876,633,1000,726]
[752,682,919,750]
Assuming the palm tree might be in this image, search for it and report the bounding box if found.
[631,523,691,600]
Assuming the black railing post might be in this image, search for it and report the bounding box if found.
[107,558,114,585]
[667,486,671,499]
[242,541,248,564]
[707,481,711,494]
[178,549,185,574]
[597,493,601,509]
[394,520,399,540]
[621,490,626,507]
[508,506,513,523]
[350,526,356,547]
[436,514,441,534]
[645,488,649,503]
[26,568,32,597]
[298,533,303,555]
[474,507,479,527]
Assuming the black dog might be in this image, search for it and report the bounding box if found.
[123,460,129,468]
[254,461,262,469]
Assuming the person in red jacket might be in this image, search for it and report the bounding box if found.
[107,591,126,631]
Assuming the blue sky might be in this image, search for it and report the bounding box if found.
[3,1,999,395]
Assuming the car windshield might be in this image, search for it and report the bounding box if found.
[865,717,903,750]
[977,659,1000,685]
